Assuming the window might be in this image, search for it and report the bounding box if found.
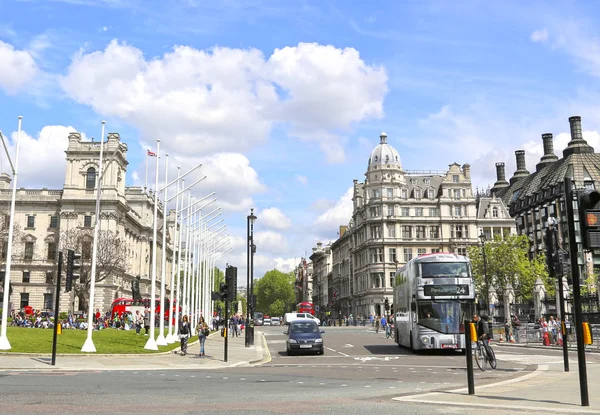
[401,207,410,217]
[387,188,394,198]
[389,248,397,263]
[418,248,427,256]
[453,189,461,199]
[387,224,396,238]
[46,271,54,284]
[369,206,381,218]
[415,208,423,217]
[47,242,56,260]
[44,293,53,310]
[425,178,431,186]
[451,225,468,239]
[456,247,467,256]
[414,189,422,199]
[454,206,461,217]
[370,225,381,239]
[390,274,395,288]
[410,178,417,184]
[49,215,58,229]
[84,215,92,227]
[452,175,459,183]
[370,248,383,263]
[401,188,408,199]
[24,242,34,260]
[403,248,413,262]
[20,293,29,309]
[22,271,30,283]
[428,188,435,199]
[429,208,438,217]
[1,241,6,259]
[86,167,96,189]
[371,189,381,199]
[415,226,426,239]
[3,215,9,228]
[82,241,92,260]
[492,207,499,218]
[431,248,441,253]
[26,215,35,228]
[386,205,394,217]
[430,226,439,238]
[402,225,412,239]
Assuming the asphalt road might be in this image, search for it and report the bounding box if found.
[0,325,583,415]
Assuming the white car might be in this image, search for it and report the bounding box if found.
[271,317,281,326]
[284,312,320,326]
[263,317,271,326]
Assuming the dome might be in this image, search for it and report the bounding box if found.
[368,132,402,168]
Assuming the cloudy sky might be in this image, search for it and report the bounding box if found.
[1,0,600,282]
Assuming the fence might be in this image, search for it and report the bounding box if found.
[492,322,600,350]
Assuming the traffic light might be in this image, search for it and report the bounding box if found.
[65,249,82,293]
[226,266,237,301]
[219,281,229,301]
[384,297,390,311]
[578,189,600,250]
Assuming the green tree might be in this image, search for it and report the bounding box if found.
[467,234,550,302]
[255,269,295,316]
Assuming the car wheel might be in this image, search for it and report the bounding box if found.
[287,348,294,356]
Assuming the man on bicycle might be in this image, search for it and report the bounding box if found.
[473,314,494,363]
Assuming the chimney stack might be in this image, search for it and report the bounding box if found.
[462,163,471,179]
[491,162,509,193]
[510,150,530,185]
[536,133,559,172]
[564,116,594,157]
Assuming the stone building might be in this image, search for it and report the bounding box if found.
[309,242,332,315]
[293,258,312,305]
[0,132,175,313]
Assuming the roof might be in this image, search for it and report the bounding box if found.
[368,132,402,169]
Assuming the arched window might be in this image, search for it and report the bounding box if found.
[86,167,96,189]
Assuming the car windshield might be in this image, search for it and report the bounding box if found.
[290,322,319,334]
[420,262,469,278]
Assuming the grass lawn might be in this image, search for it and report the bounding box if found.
[3,327,184,354]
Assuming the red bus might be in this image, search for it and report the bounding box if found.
[297,301,315,315]
[110,298,180,324]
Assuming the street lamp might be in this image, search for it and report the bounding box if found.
[479,231,490,317]
[246,208,257,347]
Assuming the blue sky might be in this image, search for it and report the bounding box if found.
[2,0,600,280]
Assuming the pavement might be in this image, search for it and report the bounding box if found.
[0,330,270,371]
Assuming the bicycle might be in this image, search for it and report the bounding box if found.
[385,324,393,339]
[474,340,497,371]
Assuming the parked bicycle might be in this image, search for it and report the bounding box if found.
[474,340,497,371]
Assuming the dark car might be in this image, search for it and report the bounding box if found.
[284,319,324,355]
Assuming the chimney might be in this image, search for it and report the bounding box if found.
[536,133,559,172]
[563,116,594,157]
[0,173,11,190]
[491,162,509,193]
[462,164,471,179]
[509,150,530,185]
[339,225,348,237]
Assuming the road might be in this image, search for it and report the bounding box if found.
[0,325,589,415]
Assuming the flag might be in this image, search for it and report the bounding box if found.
[147,150,157,157]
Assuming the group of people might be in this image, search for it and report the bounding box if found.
[177,315,210,356]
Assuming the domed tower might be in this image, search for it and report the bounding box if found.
[365,132,405,199]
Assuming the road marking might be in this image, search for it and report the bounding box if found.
[337,351,350,357]
[344,344,354,348]
[326,347,337,352]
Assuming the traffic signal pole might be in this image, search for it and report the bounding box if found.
[51,251,63,366]
[564,177,589,406]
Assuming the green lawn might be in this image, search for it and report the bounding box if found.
[3,327,184,354]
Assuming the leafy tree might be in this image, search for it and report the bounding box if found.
[255,269,295,316]
[467,234,551,303]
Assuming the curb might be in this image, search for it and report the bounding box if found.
[248,332,271,366]
[495,342,600,354]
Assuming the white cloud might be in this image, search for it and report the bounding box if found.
[60,40,388,161]
[314,187,353,230]
[253,230,288,254]
[0,40,39,95]
[259,207,292,230]
[273,257,297,273]
[2,125,82,188]
[530,28,549,43]
[295,174,308,185]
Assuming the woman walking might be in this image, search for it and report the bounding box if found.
[179,315,191,356]
[197,316,210,356]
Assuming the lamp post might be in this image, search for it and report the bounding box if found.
[479,231,490,317]
[246,208,257,347]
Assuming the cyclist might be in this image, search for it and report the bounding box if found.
[473,314,494,363]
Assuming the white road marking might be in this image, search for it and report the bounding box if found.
[337,351,350,357]
[240,378,245,380]
[344,344,354,348]
[326,347,337,352]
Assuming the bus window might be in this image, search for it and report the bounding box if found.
[417,301,461,334]
[420,262,469,278]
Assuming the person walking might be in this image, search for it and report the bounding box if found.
[196,316,209,356]
[143,308,150,336]
[179,315,191,356]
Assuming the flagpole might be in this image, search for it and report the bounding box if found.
[156,154,169,346]
[166,166,181,343]
[144,139,160,351]
[144,153,148,192]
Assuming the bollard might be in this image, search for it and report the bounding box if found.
[464,320,475,395]
[57,323,62,335]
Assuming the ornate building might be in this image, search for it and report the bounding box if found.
[0,132,175,313]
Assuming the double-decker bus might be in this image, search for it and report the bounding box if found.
[296,301,314,315]
[110,298,180,324]
[393,253,475,351]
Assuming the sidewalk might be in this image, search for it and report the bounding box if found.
[395,354,600,413]
[494,339,600,354]
[0,330,270,371]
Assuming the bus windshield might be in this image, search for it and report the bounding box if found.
[417,301,469,334]
[420,262,469,278]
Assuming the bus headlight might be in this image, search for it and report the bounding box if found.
[421,336,429,344]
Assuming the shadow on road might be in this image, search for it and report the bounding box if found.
[363,344,462,356]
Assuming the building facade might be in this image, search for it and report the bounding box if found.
[0,132,175,314]
[309,242,331,315]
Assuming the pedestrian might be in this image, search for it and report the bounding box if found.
[179,315,191,356]
[511,314,521,343]
[135,310,143,335]
[143,308,150,335]
[504,318,511,342]
[196,316,209,356]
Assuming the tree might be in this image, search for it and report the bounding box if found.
[255,269,295,316]
[60,228,127,311]
[467,234,551,303]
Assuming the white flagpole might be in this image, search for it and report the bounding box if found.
[156,154,169,346]
[81,121,106,353]
[144,139,160,351]
[190,228,197,334]
[173,184,187,341]
[166,166,181,343]
[182,193,193,319]
[144,153,148,192]
[0,116,22,350]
